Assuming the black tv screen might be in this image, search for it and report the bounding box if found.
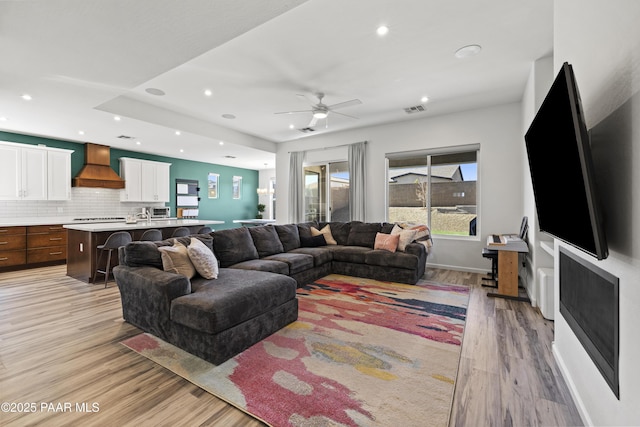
[525,62,608,260]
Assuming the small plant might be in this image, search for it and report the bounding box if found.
[256,203,266,219]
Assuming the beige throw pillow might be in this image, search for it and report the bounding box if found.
[158,240,196,278]
[391,224,417,252]
[311,224,337,245]
[374,232,399,253]
[187,237,219,279]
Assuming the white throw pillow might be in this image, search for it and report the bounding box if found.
[158,240,196,278]
[391,224,417,252]
[187,237,219,279]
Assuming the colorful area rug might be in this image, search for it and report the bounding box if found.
[122,274,469,427]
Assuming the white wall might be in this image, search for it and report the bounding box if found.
[276,103,525,272]
[258,168,276,219]
[521,55,555,307]
[552,1,640,425]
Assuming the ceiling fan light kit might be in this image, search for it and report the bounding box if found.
[275,92,362,129]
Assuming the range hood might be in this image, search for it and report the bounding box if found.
[72,143,125,189]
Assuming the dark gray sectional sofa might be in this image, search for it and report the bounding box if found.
[113,221,429,365]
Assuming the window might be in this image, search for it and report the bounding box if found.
[387,145,478,237]
[303,161,350,222]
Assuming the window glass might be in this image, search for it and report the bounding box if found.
[388,148,478,236]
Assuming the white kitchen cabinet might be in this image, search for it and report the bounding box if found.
[0,141,72,200]
[47,149,72,200]
[120,157,171,202]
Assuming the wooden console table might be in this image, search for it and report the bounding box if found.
[485,238,530,302]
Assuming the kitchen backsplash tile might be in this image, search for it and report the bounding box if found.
[0,188,166,219]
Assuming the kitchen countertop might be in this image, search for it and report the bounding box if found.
[62,219,224,232]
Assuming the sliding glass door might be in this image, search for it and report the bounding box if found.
[304,161,349,222]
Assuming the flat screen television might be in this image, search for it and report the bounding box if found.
[525,62,608,260]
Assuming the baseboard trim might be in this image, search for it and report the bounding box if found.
[552,342,591,426]
[426,263,487,274]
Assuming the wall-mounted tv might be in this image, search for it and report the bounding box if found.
[525,62,608,260]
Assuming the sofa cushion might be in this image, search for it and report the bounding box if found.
[297,221,319,239]
[213,227,258,267]
[122,241,164,269]
[158,241,196,278]
[331,246,370,264]
[365,250,419,270]
[347,222,382,248]
[300,235,326,247]
[321,222,351,245]
[249,225,284,258]
[187,237,219,279]
[172,268,297,334]
[380,222,395,234]
[310,225,337,245]
[289,247,333,267]
[229,259,289,275]
[274,224,300,252]
[121,234,213,269]
[264,252,314,275]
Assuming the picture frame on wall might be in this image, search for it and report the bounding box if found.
[208,173,219,199]
[232,175,242,199]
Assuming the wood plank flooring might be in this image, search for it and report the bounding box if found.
[0,266,582,426]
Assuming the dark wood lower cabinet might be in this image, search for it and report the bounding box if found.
[0,225,67,272]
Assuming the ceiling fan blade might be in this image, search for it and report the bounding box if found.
[328,99,362,110]
[274,109,312,115]
[331,111,359,120]
[308,115,319,127]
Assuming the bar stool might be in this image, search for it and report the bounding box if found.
[171,227,190,237]
[93,231,132,288]
[140,229,162,241]
[197,226,212,234]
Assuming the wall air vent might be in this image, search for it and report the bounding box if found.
[117,135,135,139]
[299,127,316,133]
[403,105,426,114]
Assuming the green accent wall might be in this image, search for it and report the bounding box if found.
[0,131,258,230]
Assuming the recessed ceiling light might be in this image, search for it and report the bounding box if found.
[204,89,213,97]
[78,130,85,135]
[222,114,236,119]
[289,124,295,129]
[219,141,224,145]
[21,94,32,101]
[421,96,429,104]
[376,25,389,36]
[454,44,482,59]
[145,87,165,96]
[180,149,184,153]
[136,141,141,145]
[175,130,181,136]
[114,116,121,121]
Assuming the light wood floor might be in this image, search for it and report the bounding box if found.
[0,266,582,426]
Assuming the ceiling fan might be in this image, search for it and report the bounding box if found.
[275,92,362,128]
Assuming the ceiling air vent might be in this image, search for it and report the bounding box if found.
[224,155,236,159]
[403,105,426,114]
[298,127,316,133]
[117,135,135,139]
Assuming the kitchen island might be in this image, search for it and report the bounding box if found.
[64,219,223,283]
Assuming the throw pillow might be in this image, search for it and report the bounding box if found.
[374,232,399,253]
[300,234,327,247]
[311,224,337,245]
[187,237,219,279]
[391,224,417,252]
[158,240,196,278]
